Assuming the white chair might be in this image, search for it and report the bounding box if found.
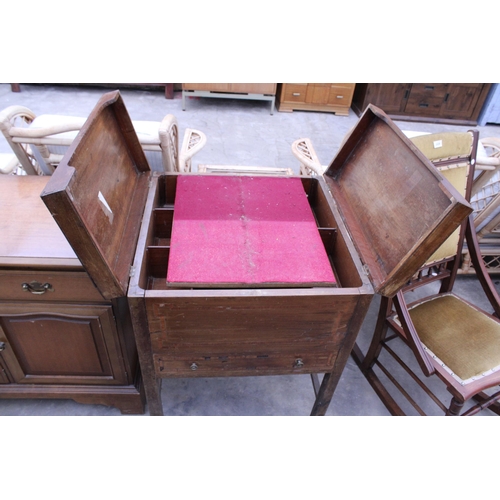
[197,165,294,175]
[291,138,325,176]
[158,114,207,173]
[0,153,22,175]
[0,105,207,175]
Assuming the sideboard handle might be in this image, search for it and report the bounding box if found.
[22,282,54,294]
[0,342,5,352]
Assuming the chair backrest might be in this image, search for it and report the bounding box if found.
[291,138,324,176]
[407,131,478,290]
[158,114,180,172]
[1,105,173,175]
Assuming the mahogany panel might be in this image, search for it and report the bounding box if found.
[0,303,127,385]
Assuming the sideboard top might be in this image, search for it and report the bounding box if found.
[0,176,80,268]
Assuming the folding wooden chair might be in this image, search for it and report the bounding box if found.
[353,130,500,416]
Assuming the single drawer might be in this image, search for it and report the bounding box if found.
[405,84,449,115]
[282,84,308,103]
[328,84,355,106]
[0,270,105,302]
[154,351,334,378]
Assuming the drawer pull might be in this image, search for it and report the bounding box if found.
[22,281,54,294]
[336,95,344,99]
[190,363,198,371]
[294,358,304,368]
[0,342,5,352]
[292,93,301,96]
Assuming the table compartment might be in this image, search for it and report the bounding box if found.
[139,175,346,292]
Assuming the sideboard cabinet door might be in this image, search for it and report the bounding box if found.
[0,303,128,385]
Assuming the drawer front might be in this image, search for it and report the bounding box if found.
[0,270,104,302]
[230,83,276,94]
[328,84,355,107]
[182,83,231,92]
[146,293,364,378]
[282,84,308,103]
[154,351,334,377]
[405,83,449,115]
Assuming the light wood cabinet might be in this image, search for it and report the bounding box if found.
[182,83,277,113]
[277,83,355,115]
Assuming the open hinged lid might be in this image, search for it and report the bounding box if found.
[41,91,151,300]
[323,105,473,297]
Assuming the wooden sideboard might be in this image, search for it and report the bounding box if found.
[277,83,355,115]
[182,83,277,113]
[352,83,492,125]
[0,176,144,414]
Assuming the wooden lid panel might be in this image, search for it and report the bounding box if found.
[325,105,472,296]
[41,91,150,299]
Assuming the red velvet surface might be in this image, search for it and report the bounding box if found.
[167,175,336,286]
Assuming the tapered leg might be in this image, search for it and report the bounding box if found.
[311,294,373,415]
[361,296,393,371]
[128,297,164,416]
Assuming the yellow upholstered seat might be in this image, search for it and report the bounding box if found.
[406,294,500,382]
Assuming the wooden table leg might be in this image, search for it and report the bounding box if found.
[128,297,164,415]
[310,295,373,415]
[164,84,174,99]
[11,84,21,92]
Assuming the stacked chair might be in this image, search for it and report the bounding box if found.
[353,130,500,416]
[0,104,206,175]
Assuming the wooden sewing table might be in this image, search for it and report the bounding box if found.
[40,92,471,415]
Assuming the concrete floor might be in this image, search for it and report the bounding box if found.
[1,83,500,416]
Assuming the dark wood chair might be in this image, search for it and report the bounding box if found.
[353,130,500,416]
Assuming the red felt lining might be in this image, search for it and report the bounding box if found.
[166,175,336,287]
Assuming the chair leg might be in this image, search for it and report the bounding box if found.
[446,397,464,416]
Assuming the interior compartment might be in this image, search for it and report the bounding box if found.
[140,174,363,291]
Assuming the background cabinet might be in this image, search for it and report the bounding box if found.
[277,83,355,115]
[182,83,277,113]
[352,83,492,125]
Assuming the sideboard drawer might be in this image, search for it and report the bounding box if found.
[328,84,355,106]
[404,83,450,115]
[0,270,104,302]
[282,83,308,103]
